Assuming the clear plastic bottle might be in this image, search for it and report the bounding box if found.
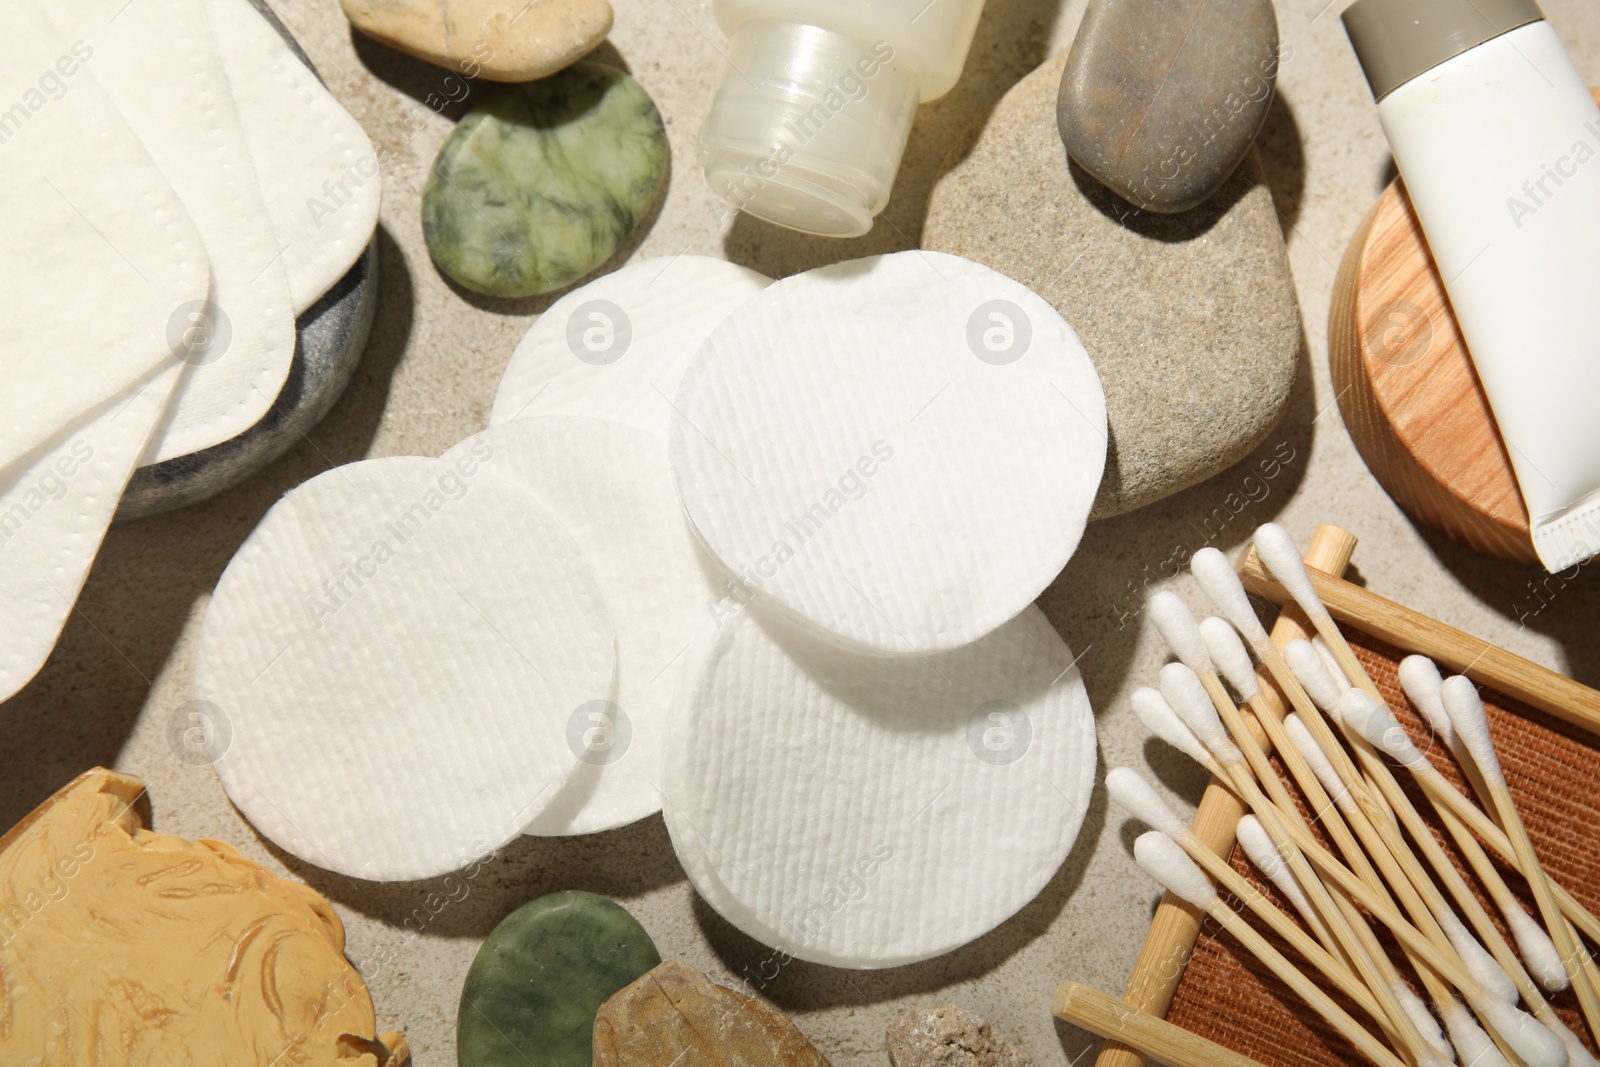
[700,0,986,237]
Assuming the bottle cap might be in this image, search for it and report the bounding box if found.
[1343,0,1543,100]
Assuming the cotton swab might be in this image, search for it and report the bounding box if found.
[1342,689,1570,994]
[1442,677,1600,1034]
[1205,544,1565,1065]
[1106,771,1391,1028]
[1256,525,1598,1054]
[1235,815,1453,1061]
[1201,616,1260,701]
[1440,998,1513,1067]
[1158,660,1437,1060]
[1132,832,1417,1067]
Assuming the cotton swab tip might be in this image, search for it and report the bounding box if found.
[1339,689,1425,767]
[1392,982,1454,1062]
[1147,591,1212,674]
[1133,831,1217,910]
[1441,999,1511,1067]
[1130,687,1211,767]
[1505,904,1570,992]
[1199,616,1258,700]
[1437,906,1520,1004]
[1284,639,1345,717]
[1106,768,1188,839]
[1470,995,1569,1067]
[1253,523,1329,620]
[1284,714,1354,813]
[1158,662,1239,764]
[1190,548,1268,645]
[1440,676,1504,782]
[1398,655,1455,747]
[1235,814,1313,918]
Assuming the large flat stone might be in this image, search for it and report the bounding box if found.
[924,51,1299,520]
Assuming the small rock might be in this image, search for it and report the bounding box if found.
[593,960,830,1067]
[1057,0,1280,213]
[925,51,1299,519]
[886,1005,1032,1067]
[423,61,668,298]
[340,0,612,82]
[457,891,661,1067]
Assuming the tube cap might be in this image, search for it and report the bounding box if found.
[1342,0,1543,101]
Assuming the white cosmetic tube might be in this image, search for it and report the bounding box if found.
[1344,0,1600,572]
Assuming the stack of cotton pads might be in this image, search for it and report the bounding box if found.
[0,0,379,703]
[198,251,1107,968]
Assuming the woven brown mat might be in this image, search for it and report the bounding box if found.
[1162,627,1600,1066]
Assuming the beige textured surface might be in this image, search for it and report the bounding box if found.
[3,1,1599,1064]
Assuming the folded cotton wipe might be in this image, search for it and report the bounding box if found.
[669,251,1107,655]
[0,365,183,703]
[443,417,724,836]
[208,0,380,316]
[197,454,616,880]
[57,0,297,465]
[491,256,769,438]
[660,604,1095,968]
[0,1,208,472]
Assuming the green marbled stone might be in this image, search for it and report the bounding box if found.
[423,61,668,299]
[457,890,661,1067]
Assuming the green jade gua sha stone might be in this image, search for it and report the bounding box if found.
[423,61,668,299]
[457,890,661,1067]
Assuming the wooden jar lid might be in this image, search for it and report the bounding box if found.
[1329,175,1538,565]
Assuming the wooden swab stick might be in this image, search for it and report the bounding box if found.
[1442,676,1600,1039]
[1094,525,1358,1067]
[1159,665,1435,1061]
[1054,982,1274,1067]
[1233,814,1453,1060]
[1136,687,1482,995]
[1343,688,1570,992]
[1107,769,1391,1027]
[1257,525,1596,1059]
[1132,832,1416,1067]
[1240,544,1600,947]
[1200,548,1561,1065]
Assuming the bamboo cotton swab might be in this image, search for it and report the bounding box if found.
[1442,676,1600,1036]
[1234,814,1456,1062]
[1195,542,1569,1067]
[1132,832,1420,1067]
[1341,688,1571,994]
[1106,770,1392,1029]
[1255,525,1595,1064]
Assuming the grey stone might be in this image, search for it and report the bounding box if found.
[118,0,375,520]
[924,51,1299,520]
[886,1005,1032,1067]
[1057,0,1280,214]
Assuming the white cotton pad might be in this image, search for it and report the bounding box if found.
[441,417,723,836]
[0,2,208,471]
[668,251,1107,655]
[660,605,1095,967]
[206,0,380,314]
[196,455,616,880]
[0,364,184,701]
[54,0,296,464]
[491,256,769,436]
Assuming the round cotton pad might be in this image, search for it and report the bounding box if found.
[668,251,1106,654]
[197,455,615,880]
[443,417,724,836]
[490,256,768,437]
[660,604,1096,967]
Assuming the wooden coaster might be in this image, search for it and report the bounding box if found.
[1330,87,1600,565]
[1329,182,1537,564]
